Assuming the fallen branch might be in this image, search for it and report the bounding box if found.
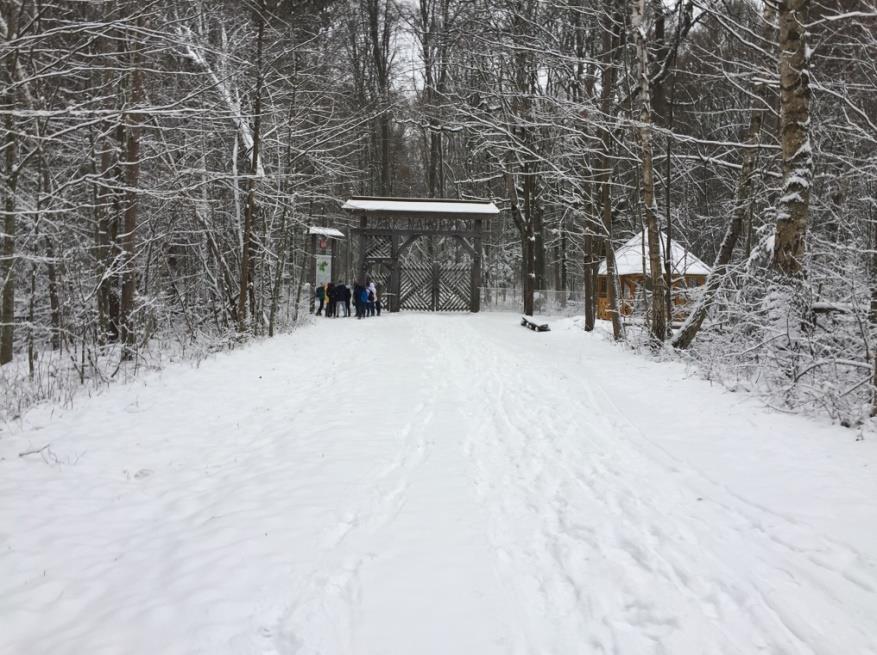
[19,444,50,458]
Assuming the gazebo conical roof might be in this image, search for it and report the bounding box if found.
[598,230,711,277]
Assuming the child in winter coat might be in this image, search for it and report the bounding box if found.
[367,281,377,317]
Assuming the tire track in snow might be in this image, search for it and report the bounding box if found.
[574,358,877,651]
[442,318,875,654]
[433,320,608,653]
[272,319,448,654]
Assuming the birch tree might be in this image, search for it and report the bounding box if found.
[771,0,812,276]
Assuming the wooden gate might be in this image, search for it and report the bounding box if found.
[345,196,497,313]
[399,263,471,311]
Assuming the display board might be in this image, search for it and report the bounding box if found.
[315,254,332,286]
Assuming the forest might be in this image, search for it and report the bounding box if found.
[1,0,876,425]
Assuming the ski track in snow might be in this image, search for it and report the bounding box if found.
[1,313,876,655]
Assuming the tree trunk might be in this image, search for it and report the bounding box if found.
[268,205,289,337]
[238,6,264,332]
[0,93,15,366]
[871,206,877,416]
[95,125,114,342]
[36,147,63,351]
[380,112,391,195]
[583,232,595,329]
[119,27,144,360]
[522,227,535,316]
[532,181,545,290]
[601,172,624,341]
[0,4,18,365]
[664,136,674,329]
[45,235,61,350]
[599,0,624,341]
[420,0,450,199]
[583,195,597,330]
[367,0,393,195]
[771,0,812,275]
[632,0,666,342]
[560,229,568,294]
[522,171,536,315]
[293,229,308,324]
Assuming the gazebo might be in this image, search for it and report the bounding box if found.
[342,196,500,312]
[596,230,710,320]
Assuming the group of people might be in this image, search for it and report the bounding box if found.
[315,279,381,319]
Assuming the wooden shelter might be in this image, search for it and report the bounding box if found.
[342,196,499,312]
[596,231,710,321]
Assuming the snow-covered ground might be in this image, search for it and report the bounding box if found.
[2,313,876,655]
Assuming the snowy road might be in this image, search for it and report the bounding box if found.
[2,313,876,654]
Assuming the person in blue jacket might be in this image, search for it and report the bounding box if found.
[358,283,369,319]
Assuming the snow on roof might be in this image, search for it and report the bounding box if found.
[342,196,499,216]
[308,226,345,238]
[598,230,711,277]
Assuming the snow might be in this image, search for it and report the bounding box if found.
[598,230,712,277]
[342,197,500,215]
[2,313,876,654]
[308,226,345,238]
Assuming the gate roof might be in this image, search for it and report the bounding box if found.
[342,196,499,217]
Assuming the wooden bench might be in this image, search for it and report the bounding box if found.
[521,315,550,332]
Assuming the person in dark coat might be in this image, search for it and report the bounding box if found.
[353,283,362,318]
[315,284,325,316]
[334,283,348,317]
[343,284,352,317]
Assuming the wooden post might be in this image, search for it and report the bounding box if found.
[471,219,482,312]
[345,221,352,283]
[330,238,337,283]
[431,261,440,311]
[308,232,316,313]
[357,213,367,282]
[390,233,401,312]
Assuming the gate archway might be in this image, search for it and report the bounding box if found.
[342,197,500,312]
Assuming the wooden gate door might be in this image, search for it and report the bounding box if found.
[437,263,470,311]
[400,265,434,310]
[399,263,470,311]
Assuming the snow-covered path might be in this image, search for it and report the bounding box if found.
[2,313,876,655]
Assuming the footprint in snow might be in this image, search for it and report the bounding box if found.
[123,468,153,480]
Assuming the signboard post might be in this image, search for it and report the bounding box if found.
[308,227,345,313]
